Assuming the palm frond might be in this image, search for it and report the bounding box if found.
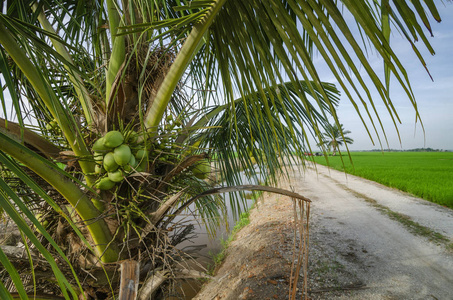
[194,81,340,189]
[184,0,442,152]
[0,176,80,299]
[0,0,448,297]
[0,131,120,262]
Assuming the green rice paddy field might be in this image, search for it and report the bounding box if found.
[313,152,453,208]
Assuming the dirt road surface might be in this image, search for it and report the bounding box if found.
[195,164,453,299]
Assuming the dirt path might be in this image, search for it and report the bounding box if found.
[194,164,453,299]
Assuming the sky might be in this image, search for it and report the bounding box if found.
[1,3,451,151]
[309,3,453,151]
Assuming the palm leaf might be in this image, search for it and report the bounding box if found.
[195,81,340,190]
[0,248,26,299]
[0,0,448,298]
[0,132,120,262]
[0,177,79,299]
[183,0,441,151]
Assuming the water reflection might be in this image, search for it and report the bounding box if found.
[168,171,261,299]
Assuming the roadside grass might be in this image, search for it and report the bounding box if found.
[313,152,453,208]
[341,186,452,248]
[207,209,251,274]
[208,191,263,274]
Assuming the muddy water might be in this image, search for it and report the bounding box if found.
[170,172,261,299]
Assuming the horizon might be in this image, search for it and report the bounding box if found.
[308,4,453,152]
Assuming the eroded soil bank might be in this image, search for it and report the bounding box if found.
[194,164,453,299]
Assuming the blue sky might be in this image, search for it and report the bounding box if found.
[311,3,453,151]
[1,3,451,151]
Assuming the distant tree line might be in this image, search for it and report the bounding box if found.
[368,148,450,152]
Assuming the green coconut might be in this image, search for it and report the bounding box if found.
[103,152,119,172]
[135,148,148,161]
[123,155,137,172]
[108,169,123,182]
[94,164,105,174]
[136,159,148,172]
[96,177,116,190]
[92,137,110,152]
[113,144,132,166]
[103,131,124,148]
[46,120,58,131]
[94,152,104,164]
[129,154,137,167]
[41,220,49,228]
[193,160,211,179]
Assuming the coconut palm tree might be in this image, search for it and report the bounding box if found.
[320,123,354,156]
[0,0,445,298]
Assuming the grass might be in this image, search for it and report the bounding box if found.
[339,185,451,248]
[313,152,453,208]
[208,209,251,274]
[208,191,263,274]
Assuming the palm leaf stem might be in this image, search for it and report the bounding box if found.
[144,0,227,132]
[0,117,60,159]
[106,0,121,45]
[32,3,94,127]
[0,21,96,185]
[0,132,120,263]
[105,0,126,106]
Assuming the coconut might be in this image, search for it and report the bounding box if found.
[35,213,49,234]
[114,144,132,166]
[136,159,148,172]
[103,131,124,148]
[123,155,137,172]
[129,154,137,167]
[96,177,116,190]
[193,159,211,179]
[94,164,104,174]
[47,120,58,130]
[103,152,119,172]
[94,152,104,164]
[92,137,111,152]
[135,148,148,161]
[108,169,123,182]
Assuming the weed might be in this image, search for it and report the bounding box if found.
[207,203,255,274]
[316,259,343,276]
[447,243,453,252]
[341,185,452,249]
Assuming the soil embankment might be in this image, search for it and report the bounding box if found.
[194,164,453,299]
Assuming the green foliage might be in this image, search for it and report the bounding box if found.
[0,0,448,298]
[209,206,253,274]
[314,152,453,208]
[318,123,354,155]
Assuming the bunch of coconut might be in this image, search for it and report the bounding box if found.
[92,130,148,190]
